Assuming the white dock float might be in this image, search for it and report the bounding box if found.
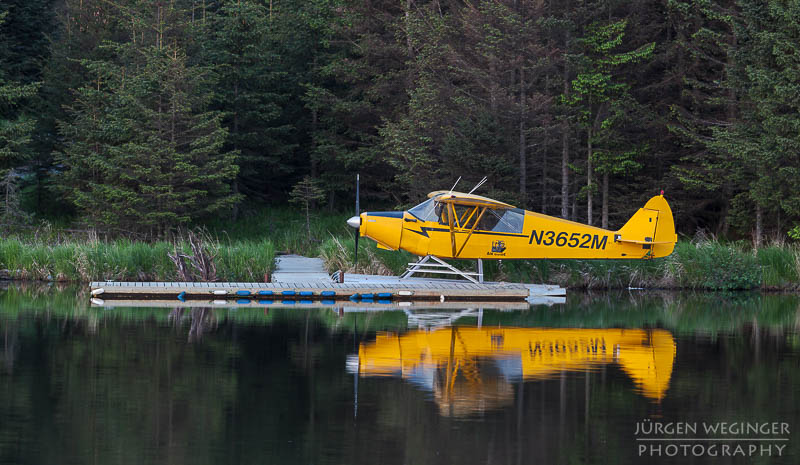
[271,254,332,283]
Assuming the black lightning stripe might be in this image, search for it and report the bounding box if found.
[404,227,526,239]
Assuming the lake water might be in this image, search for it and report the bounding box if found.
[2,285,799,464]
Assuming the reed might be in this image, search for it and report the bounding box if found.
[756,244,800,289]
[315,237,774,290]
[0,237,276,282]
[0,206,797,290]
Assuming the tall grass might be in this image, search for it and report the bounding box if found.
[1,205,800,289]
[316,235,800,290]
[0,237,276,282]
[757,244,800,288]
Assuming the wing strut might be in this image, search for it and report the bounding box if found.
[447,202,457,257]
[455,206,487,258]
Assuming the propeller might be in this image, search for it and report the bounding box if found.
[346,174,361,271]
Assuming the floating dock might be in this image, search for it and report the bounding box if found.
[89,255,565,305]
[89,280,561,301]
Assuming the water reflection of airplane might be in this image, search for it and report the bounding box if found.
[347,327,676,416]
[341,307,566,330]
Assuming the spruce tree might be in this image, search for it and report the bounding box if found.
[58,41,240,235]
[0,11,40,223]
[716,0,800,242]
[202,0,295,204]
[566,19,653,227]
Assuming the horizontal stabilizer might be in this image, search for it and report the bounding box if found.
[614,237,674,245]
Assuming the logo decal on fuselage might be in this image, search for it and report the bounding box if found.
[488,240,506,256]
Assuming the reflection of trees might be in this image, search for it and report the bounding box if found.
[3,289,800,464]
[2,322,18,374]
[168,307,219,342]
[0,316,239,465]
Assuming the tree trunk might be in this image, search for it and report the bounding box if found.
[560,39,570,219]
[587,128,593,226]
[755,204,762,248]
[519,66,526,203]
[405,0,413,58]
[542,125,548,214]
[232,180,239,222]
[311,55,319,179]
[601,172,608,229]
[571,194,576,222]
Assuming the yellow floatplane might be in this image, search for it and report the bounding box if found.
[347,183,677,282]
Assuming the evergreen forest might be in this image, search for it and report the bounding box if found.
[1,0,800,243]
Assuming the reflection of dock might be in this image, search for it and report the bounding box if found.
[350,327,676,415]
[90,299,566,310]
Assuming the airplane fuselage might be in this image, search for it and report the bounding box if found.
[352,193,677,260]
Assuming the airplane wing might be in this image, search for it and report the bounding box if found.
[427,191,517,258]
[428,191,516,209]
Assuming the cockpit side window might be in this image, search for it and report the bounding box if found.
[408,198,438,222]
[479,208,524,233]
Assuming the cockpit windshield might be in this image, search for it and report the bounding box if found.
[408,198,438,222]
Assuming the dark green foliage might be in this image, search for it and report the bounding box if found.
[0,74,37,169]
[0,10,41,224]
[0,0,797,244]
[565,18,653,225]
[0,0,55,84]
[677,241,761,290]
[57,41,240,234]
[201,0,296,202]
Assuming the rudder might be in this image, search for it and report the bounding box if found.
[616,195,677,258]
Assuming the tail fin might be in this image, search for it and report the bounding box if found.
[616,195,677,258]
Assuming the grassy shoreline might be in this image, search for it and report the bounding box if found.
[0,236,796,291]
[0,209,797,290]
[322,236,800,291]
